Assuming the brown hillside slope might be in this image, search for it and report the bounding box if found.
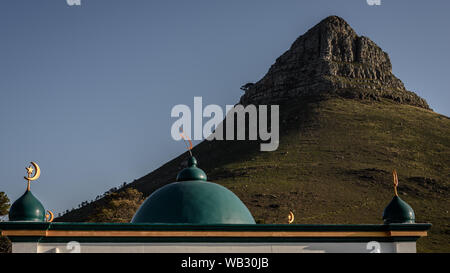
[58,97,450,252]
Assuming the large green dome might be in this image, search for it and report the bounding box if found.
[9,190,45,222]
[131,156,255,224]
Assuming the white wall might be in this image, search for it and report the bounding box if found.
[11,241,417,253]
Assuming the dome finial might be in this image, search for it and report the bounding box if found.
[179,130,193,157]
[175,130,206,181]
[45,210,54,222]
[188,156,197,167]
[382,170,415,224]
[9,161,46,221]
[175,132,207,181]
[176,155,207,182]
[288,210,295,224]
[24,161,41,191]
[393,170,399,196]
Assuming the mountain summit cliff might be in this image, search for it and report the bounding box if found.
[240,16,429,109]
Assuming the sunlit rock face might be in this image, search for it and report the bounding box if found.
[240,16,429,109]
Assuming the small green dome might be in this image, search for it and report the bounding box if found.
[132,156,255,224]
[9,190,45,222]
[176,156,207,182]
[382,196,415,224]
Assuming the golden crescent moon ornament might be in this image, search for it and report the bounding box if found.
[24,161,40,181]
[45,210,54,222]
[288,210,295,224]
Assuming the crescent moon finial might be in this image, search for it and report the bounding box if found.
[288,210,295,224]
[46,210,54,222]
[24,161,41,190]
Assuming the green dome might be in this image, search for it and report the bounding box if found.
[9,190,45,222]
[176,157,207,182]
[132,156,255,224]
[131,181,255,224]
[382,196,415,224]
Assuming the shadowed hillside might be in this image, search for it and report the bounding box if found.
[58,96,450,252]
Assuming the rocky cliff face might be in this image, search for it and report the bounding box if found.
[239,16,430,109]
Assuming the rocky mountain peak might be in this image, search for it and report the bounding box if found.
[240,16,430,109]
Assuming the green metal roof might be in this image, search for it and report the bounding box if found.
[131,180,256,224]
[0,221,432,232]
[0,222,432,244]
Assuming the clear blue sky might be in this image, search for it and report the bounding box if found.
[1,0,449,216]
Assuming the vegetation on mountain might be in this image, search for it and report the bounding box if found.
[88,188,144,223]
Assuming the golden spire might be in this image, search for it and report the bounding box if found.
[24,161,41,191]
[393,170,399,196]
[180,129,193,157]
